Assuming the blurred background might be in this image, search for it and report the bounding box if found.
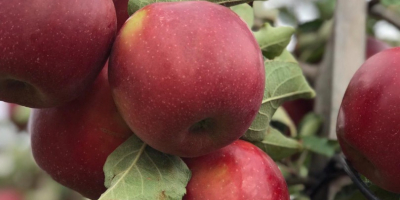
[1,0,400,199]
[0,102,86,200]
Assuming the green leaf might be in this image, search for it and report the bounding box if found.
[296,20,332,63]
[271,106,297,137]
[128,0,260,16]
[298,113,323,137]
[253,126,302,161]
[255,24,295,59]
[273,49,298,63]
[232,3,294,60]
[230,4,254,28]
[315,0,336,20]
[301,136,335,157]
[99,135,191,200]
[381,0,400,6]
[233,2,279,28]
[243,60,315,142]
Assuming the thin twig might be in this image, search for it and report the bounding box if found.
[369,3,400,30]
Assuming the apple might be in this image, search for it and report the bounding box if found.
[183,140,289,200]
[0,189,23,200]
[0,0,117,108]
[113,0,130,31]
[109,1,265,157]
[366,36,390,59]
[282,99,314,126]
[30,63,133,199]
[337,47,400,193]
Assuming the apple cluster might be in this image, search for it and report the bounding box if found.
[1,1,289,199]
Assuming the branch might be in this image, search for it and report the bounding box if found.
[369,3,400,30]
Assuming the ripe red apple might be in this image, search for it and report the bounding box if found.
[0,189,23,200]
[109,1,265,157]
[30,64,133,199]
[0,0,117,108]
[183,140,289,200]
[113,0,130,31]
[337,47,400,193]
[366,36,390,59]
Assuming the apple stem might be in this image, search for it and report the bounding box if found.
[189,118,214,133]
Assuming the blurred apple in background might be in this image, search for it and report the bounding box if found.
[282,99,314,126]
[183,140,289,200]
[0,189,23,200]
[30,64,133,199]
[366,36,391,59]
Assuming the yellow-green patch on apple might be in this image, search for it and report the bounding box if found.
[121,9,147,45]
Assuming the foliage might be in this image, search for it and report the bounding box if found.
[100,135,190,200]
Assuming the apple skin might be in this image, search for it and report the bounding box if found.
[337,47,400,193]
[29,64,133,199]
[366,36,390,59]
[183,140,289,200]
[109,1,265,157]
[0,189,23,200]
[112,0,129,31]
[0,0,117,108]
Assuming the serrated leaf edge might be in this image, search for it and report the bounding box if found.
[260,139,302,149]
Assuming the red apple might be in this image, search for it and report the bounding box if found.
[30,64,133,199]
[337,47,400,193]
[0,189,23,200]
[109,1,265,157]
[282,99,314,126]
[113,0,130,31]
[183,140,289,200]
[366,36,390,59]
[0,0,116,108]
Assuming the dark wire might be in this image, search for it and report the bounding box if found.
[339,155,380,200]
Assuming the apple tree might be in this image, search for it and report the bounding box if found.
[2,0,400,200]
